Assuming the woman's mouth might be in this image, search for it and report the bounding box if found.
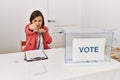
[37,25,40,27]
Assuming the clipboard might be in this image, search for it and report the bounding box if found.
[24,50,48,62]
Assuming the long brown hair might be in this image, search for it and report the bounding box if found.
[30,10,45,26]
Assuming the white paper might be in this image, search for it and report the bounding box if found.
[25,50,46,61]
[27,63,47,75]
[72,38,106,61]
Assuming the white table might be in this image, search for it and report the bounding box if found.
[0,48,120,80]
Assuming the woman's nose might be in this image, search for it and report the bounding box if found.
[36,22,39,25]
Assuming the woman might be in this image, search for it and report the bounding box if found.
[23,10,52,51]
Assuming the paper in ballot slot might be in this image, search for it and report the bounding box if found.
[24,50,48,62]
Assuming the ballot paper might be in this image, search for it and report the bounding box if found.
[24,50,48,62]
[29,63,47,75]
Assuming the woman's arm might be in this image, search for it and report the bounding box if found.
[42,26,52,44]
[25,23,37,35]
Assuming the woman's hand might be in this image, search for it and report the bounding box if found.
[29,24,46,33]
[29,24,38,32]
[38,29,46,34]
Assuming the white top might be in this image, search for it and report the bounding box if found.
[0,48,120,80]
[36,33,44,50]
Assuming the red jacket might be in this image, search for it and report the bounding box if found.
[23,24,52,52]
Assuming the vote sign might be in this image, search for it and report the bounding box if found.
[72,38,106,61]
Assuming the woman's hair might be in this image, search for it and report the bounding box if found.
[30,10,45,26]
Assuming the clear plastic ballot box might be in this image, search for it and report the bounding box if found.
[64,29,114,64]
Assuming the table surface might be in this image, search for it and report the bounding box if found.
[0,48,120,80]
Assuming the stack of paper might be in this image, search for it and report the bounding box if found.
[24,50,48,62]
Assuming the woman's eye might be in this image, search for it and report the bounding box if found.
[38,20,41,22]
[34,20,37,22]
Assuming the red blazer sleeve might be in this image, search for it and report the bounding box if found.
[25,23,36,35]
[43,26,52,44]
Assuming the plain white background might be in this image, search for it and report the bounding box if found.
[0,0,120,54]
[0,0,48,53]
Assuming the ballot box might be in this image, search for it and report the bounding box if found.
[65,29,114,65]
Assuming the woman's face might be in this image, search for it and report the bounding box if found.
[31,16,43,28]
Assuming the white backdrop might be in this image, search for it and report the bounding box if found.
[0,0,48,53]
[0,0,120,54]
